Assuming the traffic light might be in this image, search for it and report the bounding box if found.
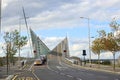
[33,50,37,53]
[83,50,86,56]
[64,50,66,52]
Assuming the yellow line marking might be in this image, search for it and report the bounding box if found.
[12,75,18,80]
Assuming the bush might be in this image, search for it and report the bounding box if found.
[91,60,111,65]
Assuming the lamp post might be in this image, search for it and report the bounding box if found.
[80,17,91,67]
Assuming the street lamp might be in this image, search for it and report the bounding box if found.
[80,17,91,67]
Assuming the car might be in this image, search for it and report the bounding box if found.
[34,59,42,66]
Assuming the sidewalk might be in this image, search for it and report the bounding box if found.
[75,63,120,74]
[89,63,120,73]
[0,63,24,80]
[63,58,120,74]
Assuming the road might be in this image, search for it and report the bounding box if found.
[33,54,120,80]
[12,53,120,80]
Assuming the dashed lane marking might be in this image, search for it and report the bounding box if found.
[66,75,73,78]
[47,59,83,80]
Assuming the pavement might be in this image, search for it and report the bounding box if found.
[0,62,26,80]
[86,63,120,73]
[63,58,120,75]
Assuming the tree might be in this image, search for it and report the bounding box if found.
[110,19,120,43]
[97,30,106,38]
[92,38,102,68]
[92,19,120,70]
[91,30,106,68]
[3,30,27,65]
[105,32,120,71]
[109,19,120,70]
[3,31,17,74]
[13,30,28,63]
[3,32,17,65]
[110,18,119,31]
[96,30,120,70]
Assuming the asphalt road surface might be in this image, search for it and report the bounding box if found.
[33,54,120,80]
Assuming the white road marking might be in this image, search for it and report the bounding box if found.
[56,65,68,71]
[32,71,40,80]
[76,78,82,80]
[56,66,62,71]
[47,59,84,80]
[47,65,54,72]
[66,75,73,78]
[29,63,34,71]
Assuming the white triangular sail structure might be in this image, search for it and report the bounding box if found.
[61,37,69,58]
[30,28,50,58]
[30,28,39,58]
[52,37,69,58]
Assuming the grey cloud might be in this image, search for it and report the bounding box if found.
[2,0,120,30]
[3,0,80,18]
[2,0,81,27]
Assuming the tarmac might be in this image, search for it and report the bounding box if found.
[71,63,120,75]
[0,60,120,80]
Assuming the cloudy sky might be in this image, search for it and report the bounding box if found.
[0,0,120,59]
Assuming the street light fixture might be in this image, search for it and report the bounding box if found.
[80,17,91,67]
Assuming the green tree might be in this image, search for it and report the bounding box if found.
[3,32,17,64]
[97,30,106,38]
[109,19,120,44]
[13,30,28,63]
[110,18,119,31]
[3,30,27,65]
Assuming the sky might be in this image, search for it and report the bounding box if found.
[0,0,120,59]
